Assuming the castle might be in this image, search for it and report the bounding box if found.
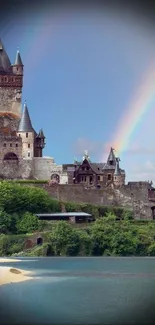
[0,38,126,186]
[0,38,67,181]
[1,38,155,219]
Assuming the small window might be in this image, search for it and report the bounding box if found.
[26,133,28,138]
[28,152,30,157]
[16,143,18,147]
[84,176,86,182]
[109,161,113,166]
[10,143,12,147]
[98,176,100,181]
[3,143,6,147]
[28,143,30,148]
[87,166,89,170]
[18,134,21,137]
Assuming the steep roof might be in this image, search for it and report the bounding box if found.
[18,103,34,132]
[14,50,23,65]
[107,147,116,164]
[0,38,11,73]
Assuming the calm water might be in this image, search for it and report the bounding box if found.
[0,257,155,325]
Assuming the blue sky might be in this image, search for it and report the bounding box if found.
[2,6,155,183]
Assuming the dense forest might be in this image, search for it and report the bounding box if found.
[0,181,155,257]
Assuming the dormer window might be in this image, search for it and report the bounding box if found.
[109,161,113,166]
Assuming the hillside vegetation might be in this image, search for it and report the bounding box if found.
[0,181,155,257]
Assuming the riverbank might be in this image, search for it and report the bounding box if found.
[0,258,33,285]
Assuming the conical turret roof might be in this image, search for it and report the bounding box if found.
[39,129,45,138]
[14,50,23,65]
[107,147,116,165]
[18,102,34,132]
[0,38,11,73]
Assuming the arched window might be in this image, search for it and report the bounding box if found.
[51,174,60,183]
[3,152,18,161]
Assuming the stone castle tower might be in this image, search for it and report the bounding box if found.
[0,38,46,179]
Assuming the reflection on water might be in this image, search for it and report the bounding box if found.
[0,257,155,325]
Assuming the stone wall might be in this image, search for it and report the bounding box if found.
[0,135,22,160]
[0,159,34,179]
[0,87,22,117]
[33,157,68,183]
[43,183,153,220]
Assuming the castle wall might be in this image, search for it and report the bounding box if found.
[0,135,22,159]
[33,157,68,183]
[0,159,34,179]
[0,87,22,117]
[42,183,152,220]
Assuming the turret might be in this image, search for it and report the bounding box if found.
[12,50,23,76]
[34,129,46,157]
[113,158,124,187]
[17,102,34,159]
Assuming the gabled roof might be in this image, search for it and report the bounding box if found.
[14,50,23,65]
[18,103,34,132]
[0,38,11,73]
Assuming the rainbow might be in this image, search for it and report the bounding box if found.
[111,61,155,157]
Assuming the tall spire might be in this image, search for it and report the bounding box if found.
[18,102,34,132]
[0,38,11,73]
[14,50,23,65]
[114,158,121,175]
[107,147,116,165]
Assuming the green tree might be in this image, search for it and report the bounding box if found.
[110,231,138,256]
[0,209,12,234]
[49,221,80,256]
[16,212,41,234]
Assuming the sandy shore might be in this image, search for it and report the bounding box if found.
[0,266,33,285]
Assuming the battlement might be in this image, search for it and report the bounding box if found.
[0,75,23,88]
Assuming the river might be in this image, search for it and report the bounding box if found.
[0,257,155,324]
